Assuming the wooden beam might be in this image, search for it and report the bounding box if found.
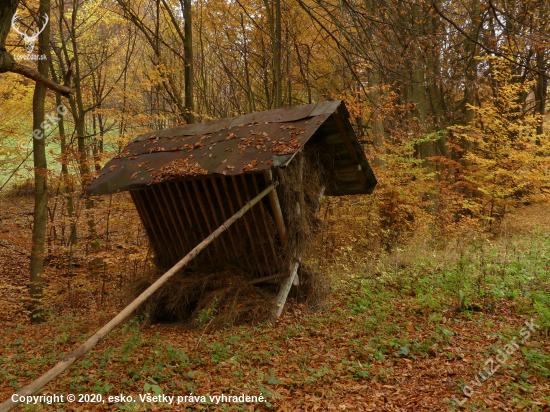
[335,164,361,174]
[272,260,300,317]
[249,273,282,285]
[262,170,287,247]
[0,183,278,412]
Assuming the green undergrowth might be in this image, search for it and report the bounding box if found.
[1,231,549,410]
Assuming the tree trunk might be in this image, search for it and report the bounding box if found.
[29,0,50,324]
[264,0,282,108]
[183,0,194,123]
[368,69,385,167]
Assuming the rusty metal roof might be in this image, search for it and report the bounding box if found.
[85,100,377,196]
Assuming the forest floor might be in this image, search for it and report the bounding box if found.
[1,193,549,411]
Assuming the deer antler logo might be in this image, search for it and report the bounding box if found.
[11,12,49,54]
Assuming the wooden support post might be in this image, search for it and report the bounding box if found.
[272,260,300,317]
[263,170,287,247]
[249,273,283,285]
[0,183,278,412]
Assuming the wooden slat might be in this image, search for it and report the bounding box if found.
[134,190,168,258]
[130,191,159,254]
[239,175,271,269]
[232,175,269,271]
[222,176,260,272]
[249,273,283,285]
[191,179,230,261]
[199,178,232,261]
[175,180,214,261]
[165,182,196,253]
[216,176,254,271]
[151,185,185,257]
[209,177,243,264]
[180,180,209,241]
[335,164,361,173]
[142,189,179,263]
[157,184,190,257]
[171,181,200,246]
[251,173,278,262]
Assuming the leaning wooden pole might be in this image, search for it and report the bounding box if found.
[0,183,277,412]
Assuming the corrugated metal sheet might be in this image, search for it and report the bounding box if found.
[85,100,376,196]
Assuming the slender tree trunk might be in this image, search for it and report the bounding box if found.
[464,0,480,128]
[55,93,76,245]
[535,49,547,137]
[29,0,51,324]
[368,69,385,167]
[264,0,283,108]
[183,0,194,123]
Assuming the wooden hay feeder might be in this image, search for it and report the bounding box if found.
[86,100,377,316]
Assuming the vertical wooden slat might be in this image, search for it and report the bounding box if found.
[165,182,196,253]
[130,191,159,253]
[171,181,199,246]
[221,175,260,273]
[191,179,230,261]
[143,189,179,263]
[180,180,218,262]
[231,175,268,271]
[251,173,278,261]
[173,181,215,261]
[210,176,248,267]
[157,184,190,257]
[133,190,167,260]
[200,177,235,261]
[239,175,272,270]
[180,180,209,241]
[151,185,184,257]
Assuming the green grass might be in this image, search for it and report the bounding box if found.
[1,230,549,410]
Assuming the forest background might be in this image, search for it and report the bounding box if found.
[1,0,550,410]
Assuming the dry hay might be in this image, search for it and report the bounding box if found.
[126,265,276,328]
[128,148,331,327]
[275,149,331,309]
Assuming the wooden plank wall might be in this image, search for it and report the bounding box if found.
[130,173,281,276]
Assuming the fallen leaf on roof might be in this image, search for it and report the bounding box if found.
[151,156,207,183]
